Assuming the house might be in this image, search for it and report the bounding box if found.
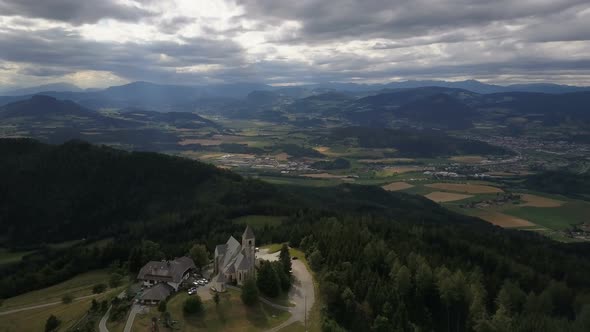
[139,283,173,305]
[212,226,256,292]
[137,256,195,292]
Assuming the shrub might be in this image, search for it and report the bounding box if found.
[158,300,167,312]
[61,294,73,304]
[109,273,123,288]
[92,283,107,294]
[45,315,61,332]
[183,296,203,314]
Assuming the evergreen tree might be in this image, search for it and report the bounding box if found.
[241,277,259,306]
[257,261,281,297]
[496,280,526,315]
[279,244,292,275]
[189,244,209,271]
[183,296,203,314]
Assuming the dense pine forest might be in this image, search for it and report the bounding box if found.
[1,139,589,331]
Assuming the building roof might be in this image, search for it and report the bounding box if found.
[220,236,241,269]
[242,225,255,239]
[137,256,196,283]
[236,250,252,270]
[141,283,173,302]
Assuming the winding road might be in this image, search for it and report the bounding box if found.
[255,249,315,332]
[265,259,315,332]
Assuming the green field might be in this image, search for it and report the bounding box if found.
[504,202,590,230]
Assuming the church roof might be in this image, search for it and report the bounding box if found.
[221,236,241,269]
[236,250,252,270]
[242,225,255,239]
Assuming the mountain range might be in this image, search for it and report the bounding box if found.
[1,79,589,103]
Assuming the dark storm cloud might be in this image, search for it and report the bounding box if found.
[236,0,588,42]
[0,27,247,83]
[0,0,154,25]
[1,0,590,86]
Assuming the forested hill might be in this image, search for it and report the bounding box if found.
[0,138,476,247]
[1,139,590,332]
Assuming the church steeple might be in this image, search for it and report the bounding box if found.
[242,225,255,260]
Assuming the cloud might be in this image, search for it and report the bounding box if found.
[0,0,155,25]
[1,0,590,87]
[0,27,247,83]
[235,0,588,42]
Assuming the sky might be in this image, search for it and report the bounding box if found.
[0,0,590,88]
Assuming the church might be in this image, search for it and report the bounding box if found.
[212,225,256,292]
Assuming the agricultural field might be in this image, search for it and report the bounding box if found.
[166,119,590,244]
[382,182,414,191]
[425,183,503,194]
[425,191,473,203]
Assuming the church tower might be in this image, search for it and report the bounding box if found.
[242,225,256,268]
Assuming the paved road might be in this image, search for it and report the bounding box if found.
[265,259,315,332]
[257,248,280,262]
[0,294,99,316]
[98,306,111,332]
[123,304,145,332]
[99,291,127,332]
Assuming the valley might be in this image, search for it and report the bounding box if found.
[1,80,590,332]
[1,82,590,244]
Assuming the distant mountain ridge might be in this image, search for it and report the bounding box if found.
[2,79,588,101]
[0,82,84,96]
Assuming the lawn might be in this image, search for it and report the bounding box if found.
[0,283,122,332]
[233,215,286,229]
[262,243,286,253]
[0,270,113,310]
[160,289,290,331]
[0,296,96,332]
